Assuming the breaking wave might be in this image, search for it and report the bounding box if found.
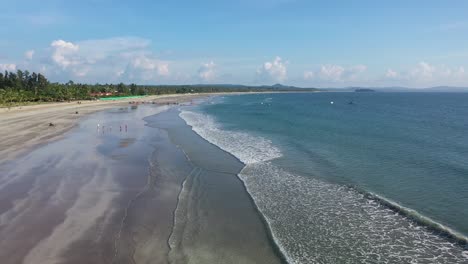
[179,110,282,164]
[179,109,468,264]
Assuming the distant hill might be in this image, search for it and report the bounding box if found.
[160,84,468,93]
[323,86,468,92]
[191,83,319,92]
[421,86,468,92]
[150,84,468,93]
[354,88,375,92]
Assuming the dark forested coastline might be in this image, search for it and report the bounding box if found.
[0,69,317,106]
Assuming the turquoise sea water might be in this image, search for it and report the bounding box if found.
[180,92,468,263]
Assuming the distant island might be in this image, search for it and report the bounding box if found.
[324,86,468,92]
[355,88,376,92]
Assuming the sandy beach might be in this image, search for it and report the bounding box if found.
[0,94,207,161]
[0,95,282,264]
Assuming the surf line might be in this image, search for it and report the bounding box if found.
[351,186,468,247]
[167,166,202,263]
[236,164,291,264]
[178,111,289,263]
[111,155,155,264]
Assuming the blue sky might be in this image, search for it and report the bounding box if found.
[1,0,468,87]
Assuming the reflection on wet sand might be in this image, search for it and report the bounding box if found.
[0,104,282,264]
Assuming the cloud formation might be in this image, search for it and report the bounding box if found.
[257,56,287,83]
[124,55,170,81]
[304,62,467,87]
[3,37,468,88]
[40,37,170,83]
[411,62,435,80]
[0,63,17,72]
[303,71,314,80]
[198,61,216,82]
[385,69,398,78]
[51,40,80,68]
[304,64,367,83]
[24,50,35,60]
[382,62,466,86]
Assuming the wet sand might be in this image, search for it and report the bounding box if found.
[147,109,282,263]
[0,94,207,162]
[0,104,282,263]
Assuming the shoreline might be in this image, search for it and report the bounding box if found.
[0,91,300,163]
[0,91,300,162]
[176,110,290,263]
[176,106,291,262]
[0,105,186,264]
[2,92,467,263]
[147,108,283,263]
[0,96,285,263]
[0,93,211,162]
[177,95,467,262]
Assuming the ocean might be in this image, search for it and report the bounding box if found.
[180,92,468,263]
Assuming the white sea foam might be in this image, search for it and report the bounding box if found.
[179,110,282,164]
[239,162,468,264]
[180,108,468,264]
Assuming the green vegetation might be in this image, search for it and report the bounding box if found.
[1,69,318,107]
[98,96,146,101]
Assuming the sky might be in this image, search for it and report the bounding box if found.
[1,0,468,88]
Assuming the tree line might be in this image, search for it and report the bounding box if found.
[1,69,316,106]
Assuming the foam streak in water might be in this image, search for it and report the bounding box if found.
[180,108,468,264]
[240,163,468,263]
[179,110,281,164]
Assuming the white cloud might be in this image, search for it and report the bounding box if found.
[318,65,345,81]
[72,67,89,77]
[43,37,169,82]
[8,37,468,88]
[125,55,170,81]
[131,56,168,74]
[408,62,466,83]
[51,39,80,68]
[77,37,151,63]
[0,63,16,72]
[439,65,466,79]
[454,66,465,77]
[198,61,216,82]
[411,61,435,80]
[304,64,367,83]
[257,56,287,83]
[385,69,398,78]
[382,62,467,86]
[24,50,35,60]
[351,64,367,74]
[303,71,314,80]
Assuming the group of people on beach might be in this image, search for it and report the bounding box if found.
[97,124,128,133]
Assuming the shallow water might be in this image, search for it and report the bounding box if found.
[0,103,283,264]
[180,92,468,263]
[146,109,283,263]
